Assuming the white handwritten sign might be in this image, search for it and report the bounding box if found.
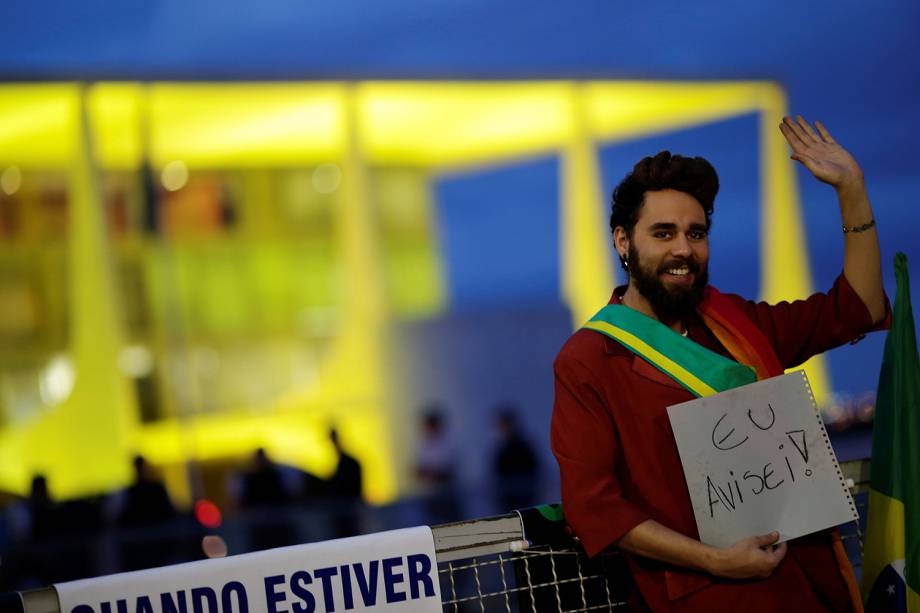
[666,370,858,548]
[55,526,441,613]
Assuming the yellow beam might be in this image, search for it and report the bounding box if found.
[560,84,616,327]
[758,85,831,404]
[0,86,139,498]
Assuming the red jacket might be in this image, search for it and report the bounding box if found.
[551,275,889,612]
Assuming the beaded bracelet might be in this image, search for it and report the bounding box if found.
[842,218,875,233]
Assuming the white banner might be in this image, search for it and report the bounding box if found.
[55,526,441,613]
[667,371,858,548]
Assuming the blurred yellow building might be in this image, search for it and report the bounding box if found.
[0,81,826,506]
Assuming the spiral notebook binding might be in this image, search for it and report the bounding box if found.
[800,370,859,521]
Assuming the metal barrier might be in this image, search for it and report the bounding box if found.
[434,513,629,612]
[437,545,629,612]
[4,459,871,613]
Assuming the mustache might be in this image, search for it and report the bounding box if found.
[656,258,701,275]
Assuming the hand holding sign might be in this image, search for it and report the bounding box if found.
[667,371,857,549]
[708,531,787,579]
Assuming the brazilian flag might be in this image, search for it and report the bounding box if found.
[863,253,920,611]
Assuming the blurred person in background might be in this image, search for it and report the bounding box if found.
[552,117,887,611]
[115,455,178,571]
[26,475,57,543]
[327,428,363,501]
[492,405,540,512]
[116,455,176,527]
[14,474,100,583]
[5,474,64,587]
[326,428,363,537]
[239,448,290,509]
[414,405,459,523]
[236,447,297,551]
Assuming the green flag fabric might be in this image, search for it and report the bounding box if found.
[863,253,920,612]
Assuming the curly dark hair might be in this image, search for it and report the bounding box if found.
[609,151,719,246]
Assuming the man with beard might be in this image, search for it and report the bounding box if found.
[551,116,887,612]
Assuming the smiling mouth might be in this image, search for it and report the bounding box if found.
[665,267,690,276]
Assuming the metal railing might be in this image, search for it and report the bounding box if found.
[433,512,629,612]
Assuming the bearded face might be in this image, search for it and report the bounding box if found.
[626,242,708,322]
[615,189,711,323]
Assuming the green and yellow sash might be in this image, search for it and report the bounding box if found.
[584,303,757,397]
[582,286,786,395]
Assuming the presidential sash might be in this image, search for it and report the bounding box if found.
[584,306,755,397]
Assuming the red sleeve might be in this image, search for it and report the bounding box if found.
[550,352,651,557]
[735,273,891,369]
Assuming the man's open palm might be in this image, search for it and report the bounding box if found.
[779,115,864,190]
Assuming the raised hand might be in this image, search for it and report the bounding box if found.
[779,116,864,192]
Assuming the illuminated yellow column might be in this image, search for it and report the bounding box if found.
[560,84,616,328]
[758,85,831,403]
[0,86,138,498]
[321,85,396,503]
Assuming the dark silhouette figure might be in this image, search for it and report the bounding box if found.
[493,407,540,511]
[27,475,58,542]
[326,428,364,537]
[117,455,177,571]
[328,429,363,500]
[19,474,104,582]
[16,474,67,584]
[118,455,176,526]
[240,448,290,509]
[239,448,295,551]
